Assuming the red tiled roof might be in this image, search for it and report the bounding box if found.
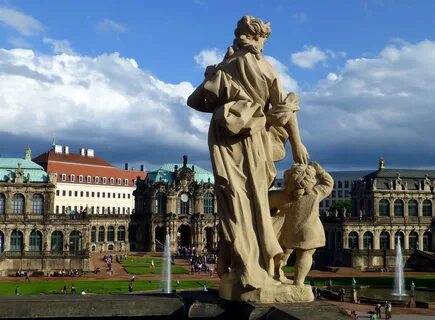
[33,150,146,187]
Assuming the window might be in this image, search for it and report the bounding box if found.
[62,190,66,196]
[95,177,99,184]
[348,231,358,249]
[62,206,65,214]
[31,194,44,214]
[423,232,433,251]
[423,200,432,216]
[179,193,190,215]
[97,192,100,198]
[379,199,389,216]
[108,193,111,198]
[155,192,167,214]
[117,178,122,185]
[124,179,128,186]
[10,230,23,251]
[68,191,72,197]
[122,207,125,214]
[344,181,349,188]
[51,231,63,253]
[86,176,91,183]
[363,231,373,249]
[409,231,419,250]
[110,178,114,185]
[12,194,25,214]
[204,193,214,214]
[102,192,105,198]
[96,206,100,214]
[118,193,121,199]
[56,190,60,196]
[394,199,404,216]
[117,226,126,241]
[108,244,114,251]
[91,192,95,197]
[107,226,115,242]
[98,226,105,242]
[74,191,78,197]
[103,177,107,184]
[61,174,66,182]
[29,230,42,252]
[338,181,342,188]
[80,191,84,197]
[380,231,390,250]
[69,231,82,253]
[128,194,131,199]
[78,175,83,183]
[408,199,418,216]
[0,194,5,214]
[338,190,343,197]
[332,191,336,197]
[56,205,59,213]
[113,193,115,198]
[70,174,75,182]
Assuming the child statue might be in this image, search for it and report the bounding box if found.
[269,161,333,285]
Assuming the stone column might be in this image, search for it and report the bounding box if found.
[418,231,424,251]
[343,231,349,249]
[418,200,423,217]
[373,230,380,250]
[404,231,410,250]
[24,192,32,218]
[390,231,396,250]
[3,228,10,251]
[373,198,380,217]
[5,190,13,217]
[23,228,31,251]
[358,232,364,250]
[404,199,409,217]
[389,198,395,217]
[150,223,156,252]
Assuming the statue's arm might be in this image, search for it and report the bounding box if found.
[312,162,334,198]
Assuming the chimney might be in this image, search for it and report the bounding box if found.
[54,145,63,154]
[64,146,69,154]
[183,155,188,167]
[125,163,129,170]
[86,149,94,157]
[140,164,144,172]
[80,148,86,156]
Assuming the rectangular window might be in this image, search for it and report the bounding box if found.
[102,192,105,198]
[97,192,100,198]
[74,191,78,197]
[128,194,131,199]
[68,191,72,197]
[118,193,121,198]
[123,207,126,214]
[86,191,89,197]
[332,190,336,198]
[62,190,66,196]
[79,176,83,183]
[92,192,95,197]
[123,193,126,199]
[113,193,116,198]
[56,190,60,196]
[344,181,349,188]
[87,176,91,183]
[56,205,59,213]
[80,191,84,197]
[338,190,343,197]
[62,206,66,214]
[108,193,111,198]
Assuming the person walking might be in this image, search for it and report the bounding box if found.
[386,301,392,319]
[375,303,381,318]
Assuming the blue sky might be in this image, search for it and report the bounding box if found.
[1,0,435,173]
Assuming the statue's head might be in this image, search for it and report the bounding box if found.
[283,163,317,199]
[233,16,271,53]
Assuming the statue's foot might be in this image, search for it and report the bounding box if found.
[278,275,294,284]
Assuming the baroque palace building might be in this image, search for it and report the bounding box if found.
[131,156,218,253]
[318,160,435,271]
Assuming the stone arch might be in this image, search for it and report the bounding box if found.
[363,231,373,249]
[379,199,390,216]
[10,230,23,251]
[177,224,191,248]
[348,231,359,249]
[31,194,44,214]
[155,226,166,251]
[12,193,25,214]
[409,230,419,250]
[380,230,390,250]
[51,231,63,253]
[423,199,432,216]
[394,199,404,216]
[407,199,418,216]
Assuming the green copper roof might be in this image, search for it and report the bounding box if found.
[0,158,49,183]
[147,163,214,184]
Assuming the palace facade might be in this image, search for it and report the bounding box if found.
[131,156,218,253]
[318,160,435,271]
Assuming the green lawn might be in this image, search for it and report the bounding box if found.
[305,275,435,288]
[0,279,213,296]
[120,256,190,275]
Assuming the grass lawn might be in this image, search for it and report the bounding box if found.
[306,275,435,288]
[0,279,213,296]
[120,256,190,275]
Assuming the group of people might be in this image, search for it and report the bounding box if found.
[51,269,80,277]
[103,254,113,271]
[374,302,392,319]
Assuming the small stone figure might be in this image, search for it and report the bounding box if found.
[269,162,333,286]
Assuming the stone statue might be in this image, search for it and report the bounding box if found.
[187,16,313,303]
[269,162,333,286]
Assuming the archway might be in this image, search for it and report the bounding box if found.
[155,226,166,252]
[178,225,191,248]
[204,226,214,250]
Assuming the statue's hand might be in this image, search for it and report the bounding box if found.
[292,143,309,164]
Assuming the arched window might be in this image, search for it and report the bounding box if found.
[379,199,389,216]
[423,232,432,251]
[108,244,114,251]
[204,193,214,215]
[78,175,83,183]
[91,245,96,252]
[107,226,115,242]
[98,226,105,242]
[394,199,404,216]
[102,177,107,184]
[12,194,25,214]
[423,200,432,216]
[179,193,191,215]
[117,226,126,241]
[31,194,44,214]
[69,231,82,253]
[380,231,390,250]
[29,230,43,252]
[395,232,405,248]
[409,231,419,250]
[51,231,63,253]
[61,174,66,182]
[363,231,373,249]
[110,178,114,185]
[155,192,167,214]
[70,174,75,182]
[94,176,100,184]
[348,231,359,249]
[408,199,418,217]
[0,193,5,214]
[124,179,128,186]
[91,226,96,242]
[10,230,23,251]
[86,176,91,183]
[117,178,122,185]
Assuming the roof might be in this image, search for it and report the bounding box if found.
[362,168,435,191]
[330,170,373,179]
[364,168,435,179]
[147,163,214,184]
[33,150,146,186]
[0,158,49,183]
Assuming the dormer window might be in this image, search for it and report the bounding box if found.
[95,176,100,184]
[61,174,66,182]
[117,178,121,185]
[86,176,91,183]
[102,177,107,184]
[124,179,128,186]
[78,175,83,183]
[110,178,114,185]
[70,174,75,182]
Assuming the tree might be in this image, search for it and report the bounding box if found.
[328,200,351,217]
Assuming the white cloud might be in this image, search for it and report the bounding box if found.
[291,46,327,69]
[194,48,224,68]
[290,12,307,23]
[0,6,43,35]
[43,37,73,54]
[96,19,127,33]
[265,56,298,92]
[298,40,435,167]
[0,48,209,156]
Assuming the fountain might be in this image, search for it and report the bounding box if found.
[392,236,407,296]
[161,234,172,294]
